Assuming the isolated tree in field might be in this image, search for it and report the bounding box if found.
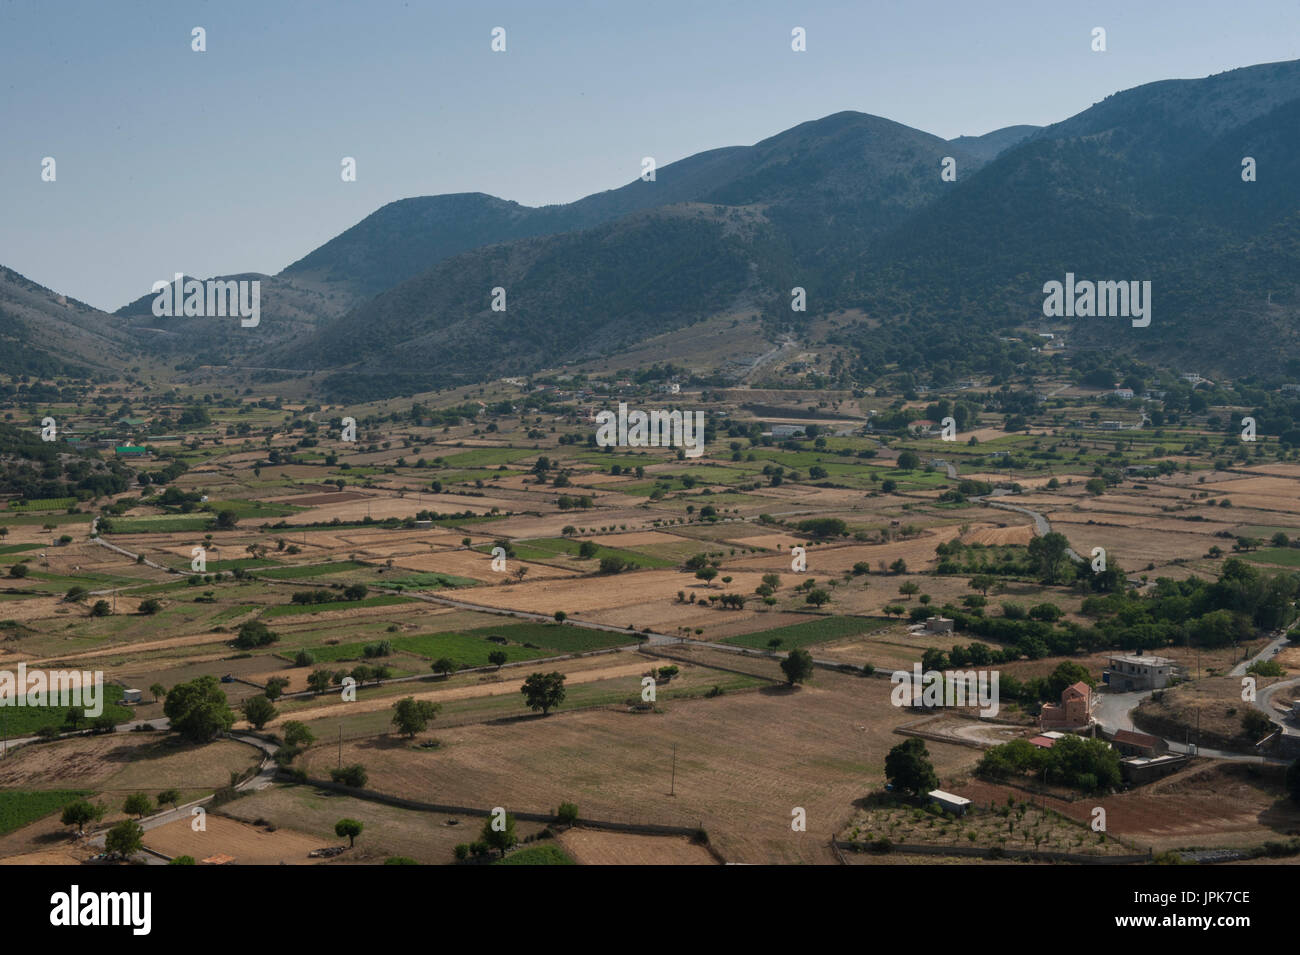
[896,450,920,471]
[241,695,278,730]
[214,509,239,530]
[391,696,441,738]
[123,793,152,819]
[90,600,111,617]
[969,574,995,596]
[488,650,507,669]
[780,648,815,685]
[884,737,939,797]
[898,581,920,599]
[330,764,368,788]
[105,819,144,859]
[805,588,831,607]
[163,675,235,743]
[234,619,278,649]
[282,721,314,747]
[149,683,166,703]
[1028,532,1072,585]
[480,812,518,858]
[553,610,567,623]
[306,668,333,695]
[431,658,457,677]
[139,598,162,615]
[65,706,85,729]
[883,604,906,618]
[64,585,89,603]
[334,818,364,848]
[61,799,103,835]
[157,789,180,810]
[521,671,567,715]
[695,567,719,587]
[263,676,288,701]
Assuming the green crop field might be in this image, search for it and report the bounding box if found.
[1244,547,1300,568]
[260,561,367,579]
[0,544,43,555]
[388,632,550,666]
[723,615,890,650]
[462,622,634,653]
[383,572,477,590]
[0,790,93,836]
[435,447,537,468]
[480,537,676,570]
[262,595,416,618]
[7,497,77,511]
[495,844,575,865]
[0,686,132,737]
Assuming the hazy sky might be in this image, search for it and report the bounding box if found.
[2,0,1298,311]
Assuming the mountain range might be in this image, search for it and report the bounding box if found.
[6,58,1300,398]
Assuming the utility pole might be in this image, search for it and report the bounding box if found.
[670,746,677,796]
[338,724,342,768]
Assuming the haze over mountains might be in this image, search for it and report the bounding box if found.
[7,58,1300,398]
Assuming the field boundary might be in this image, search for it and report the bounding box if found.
[835,840,1151,864]
[283,776,722,857]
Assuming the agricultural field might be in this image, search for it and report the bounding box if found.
[3,363,1300,873]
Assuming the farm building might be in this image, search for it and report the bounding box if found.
[120,688,143,704]
[928,790,971,816]
[1103,654,1177,691]
[1109,729,1167,758]
[1120,753,1188,785]
[770,425,806,438]
[922,616,954,634]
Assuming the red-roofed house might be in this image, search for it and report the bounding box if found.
[1039,681,1096,731]
[1110,729,1167,758]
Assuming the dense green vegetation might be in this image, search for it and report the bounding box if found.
[0,789,93,836]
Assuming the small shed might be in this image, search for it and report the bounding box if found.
[928,789,971,816]
[121,688,143,704]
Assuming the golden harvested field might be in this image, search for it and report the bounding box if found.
[143,814,325,864]
[0,735,258,794]
[221,785,549,864]
[449,569,770,617]
[298,657,980,864]
[962,525,1034,546]
[267,654,653,726]
[556,828,718,864]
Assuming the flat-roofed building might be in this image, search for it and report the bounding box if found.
[1103,653,1177,691]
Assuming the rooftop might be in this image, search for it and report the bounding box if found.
[1109,653,1175,667]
